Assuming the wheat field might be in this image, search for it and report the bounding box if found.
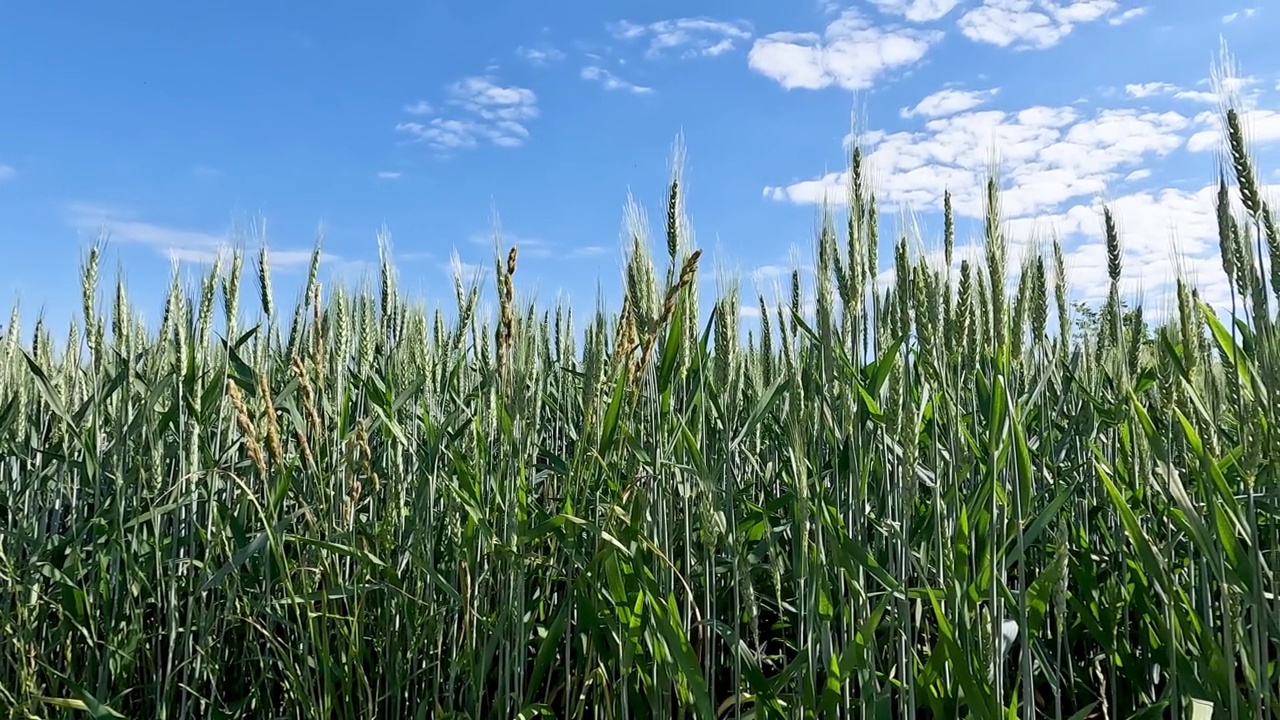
[1,93,1277,718]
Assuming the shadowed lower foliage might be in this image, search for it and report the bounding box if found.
[1,105,1278,719]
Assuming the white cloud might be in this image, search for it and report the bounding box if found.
[1223,8,1258,23]
[762,86,1280,312]
[396,76,539,150]
[65,203,334,269]
[768,105,1190,222]
[581,66,653,94]
[958,0,1126,50]
[377,171,402,180]
[444,252,487,284]
[1125,82,1177,98]
[902,88,999,118]
[870,0,962,22]
[469,232,557,258]
[568,245,609,258]
[1108,6,1148,25]
[1007,182,1278,309]
[1172,89,1220,104]
[1126,82,1217,104]
[1123,76,1260,106]
[1187,109,1280,152]
[748,9,942,91]
[0,165,13,181]
[516,44,566,64]
[609,18,753,59]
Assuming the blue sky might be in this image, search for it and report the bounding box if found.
[1,1,1277,336]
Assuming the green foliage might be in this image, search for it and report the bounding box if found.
[1,95,1278,720]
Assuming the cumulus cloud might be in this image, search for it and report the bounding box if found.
[581,66,653,94]
[1006,182,1278,310]
[748,9,942,91]
[609,17,753,58]
[958,0,1130,50]
[762,88,1280,311]
[869,0,962,22]
[902,88,1000,118]
[397,76,539,151]
[1186,109,1280,153]
[768,105,1189,221]
[757,101,1228,304]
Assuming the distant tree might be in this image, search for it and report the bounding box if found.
[1071,299,1153,351]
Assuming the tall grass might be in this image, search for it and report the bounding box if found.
[1,97,1278,720]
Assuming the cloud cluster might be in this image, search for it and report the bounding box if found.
[958,0,1139,50]
[609,18,753,59]
[741,2,1144,95]
[747,9,942,90]
[870,0,962,23]
[768,103,1190,220]
[758,82,1280,311]
[397,76,539,151]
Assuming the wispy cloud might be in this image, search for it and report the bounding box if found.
[1108,6,1148,25]
[516,44,566,65]
[443,252,487,283]
[1223,8,1258,23]
[608,17,753,59]
[377,171,403,179]
[568,245,609,258]
[64,203,336,269]
[464,233,610,261]
[901,88,999,118]
[470,232,558,258]
[581,66,653,94]
[0,165,14,181]
[1124,81,1178,98]
[397,76,539,151]
[403,100,434,115]
[1124,75,1262,106]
